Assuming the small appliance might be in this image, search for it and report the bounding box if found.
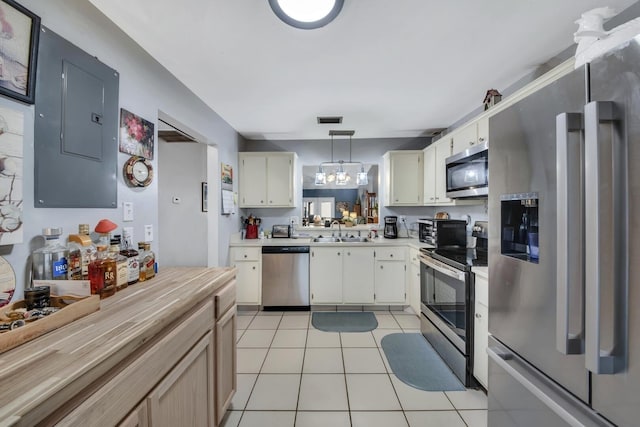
[445,141,489,199]
[271,224,291,238]
[417,218,467,247]
[383,216,398,239]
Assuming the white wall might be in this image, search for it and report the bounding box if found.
[3,0,242,298]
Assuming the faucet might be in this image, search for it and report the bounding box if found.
[330,220,342,237]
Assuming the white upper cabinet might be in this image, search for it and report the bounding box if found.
[423,139,452,205]
[451,122,479,155]
[239,152,296,208]
[383,150,424,206]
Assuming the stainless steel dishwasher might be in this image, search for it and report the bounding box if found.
[261,246,310,311]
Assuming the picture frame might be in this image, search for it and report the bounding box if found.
[119,108,155,159]
[0,0,40,104]
[201,182,208,212]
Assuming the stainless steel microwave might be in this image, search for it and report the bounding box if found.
[445,141,489,198]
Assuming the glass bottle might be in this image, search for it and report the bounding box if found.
[138,242,156,282]
[32,227,69,281]
[67,224,96,280]
[89,246,107,298]
[120,240,139,286]
[109,238,129,291]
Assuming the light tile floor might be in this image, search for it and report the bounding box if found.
[223,309,487,427]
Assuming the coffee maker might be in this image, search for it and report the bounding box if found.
[384,216,398,239]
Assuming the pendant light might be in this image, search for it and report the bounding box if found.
[315,130,366,186]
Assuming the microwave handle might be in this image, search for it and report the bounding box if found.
[555,112,585,355]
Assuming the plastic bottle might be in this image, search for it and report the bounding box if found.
[32,228,69,281]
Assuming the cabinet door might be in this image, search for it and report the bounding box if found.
[389,151,423,205]
[343,247,374,303]
[216,307,237,425]
[118,401,148,427]
[374,260,406,304]
[233,260,261,305]
[423,144,437,205]
[310,248,343,303]
[266,154,294,206]
[147,331,215,427]
[476,117,488,146]
[451,123,478,155]
[474,302,488,388]
[434,141,452,204]
[408,250,421,315]
[239,155,267,207]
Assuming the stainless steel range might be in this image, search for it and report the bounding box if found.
[419,221,488,387]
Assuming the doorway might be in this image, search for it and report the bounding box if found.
[157,115,218,267]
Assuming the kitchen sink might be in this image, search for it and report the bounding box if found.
[312,236,370,243]
[312,236,341,243]
[340,236,370,243]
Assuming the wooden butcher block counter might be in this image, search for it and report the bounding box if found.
[0,267,237,427]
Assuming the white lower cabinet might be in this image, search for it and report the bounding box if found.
[310,247,343,304]
[374,247,406,304]
[343,247,375,303]
[473,273,489,389]
[408,248,421,315]
[230,247,261,305]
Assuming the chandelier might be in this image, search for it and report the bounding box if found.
[315,130,368,186]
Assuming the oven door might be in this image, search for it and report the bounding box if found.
[445,141,488,199]
[420,254,471,354]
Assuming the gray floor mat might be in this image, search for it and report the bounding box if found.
[311,311,378,332]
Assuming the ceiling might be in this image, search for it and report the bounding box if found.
[89,0,637,140]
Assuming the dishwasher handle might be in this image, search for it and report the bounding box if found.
[262,246,310,254]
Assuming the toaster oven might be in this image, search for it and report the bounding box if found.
[417,218,467,247]
[271,224,291,238]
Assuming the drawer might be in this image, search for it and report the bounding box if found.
[475,275,488,307]
[375,247,406,261]
[215,281,236,319]
[231,247,261,262]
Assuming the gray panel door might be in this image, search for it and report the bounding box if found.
[34,26,119,208]
[488,67,589,402]
[588,39,640,427]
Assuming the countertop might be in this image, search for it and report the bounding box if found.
[0,267,236,427]
[230,234,431,251]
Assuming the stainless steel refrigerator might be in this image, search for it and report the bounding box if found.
[488,38,640,427]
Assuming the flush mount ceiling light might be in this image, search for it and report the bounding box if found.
[315,130,367,187]
[269,0,344,30]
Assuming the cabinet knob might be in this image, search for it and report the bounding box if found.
[252,266,256,270]
[244,254,247,258]
[430,197,435,201]
[435,197,439,200]
[337,252,341,256]
[479,137,486,142]
[269,200,272,204]
[390,254,394,258]
[475,313,481,318]
[469,141,474,145]
[347,252,351,256]
[380,265,384,269]
[261,200,264,204]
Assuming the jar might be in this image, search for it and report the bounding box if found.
[24,286,50,310]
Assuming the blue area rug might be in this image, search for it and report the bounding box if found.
[381,333,465,391]
[311,311,378,332]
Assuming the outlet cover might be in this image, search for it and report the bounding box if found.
[144,224,153,242]
[123,227,134,246]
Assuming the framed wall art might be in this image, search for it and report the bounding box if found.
[0,106,23,245]
[119,108,155,159]
[0,0,40,104]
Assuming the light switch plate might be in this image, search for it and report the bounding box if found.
[123,202,134,221]
[144,224,153,242]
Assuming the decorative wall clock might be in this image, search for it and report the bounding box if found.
[123,156,153,187]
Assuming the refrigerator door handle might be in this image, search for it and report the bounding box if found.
[584,100,628,375]
[488,347,596,426]
[556,112,585,355]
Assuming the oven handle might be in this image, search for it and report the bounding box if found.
[419,254,466,281]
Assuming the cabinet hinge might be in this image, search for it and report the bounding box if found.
[374,293,376,300]
[374,251,376,258]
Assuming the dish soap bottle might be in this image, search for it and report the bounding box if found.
[32,227,69,281]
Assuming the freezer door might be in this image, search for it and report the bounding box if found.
[588,38,640,427]
[488,337,613,427]
[488,66,590,402]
